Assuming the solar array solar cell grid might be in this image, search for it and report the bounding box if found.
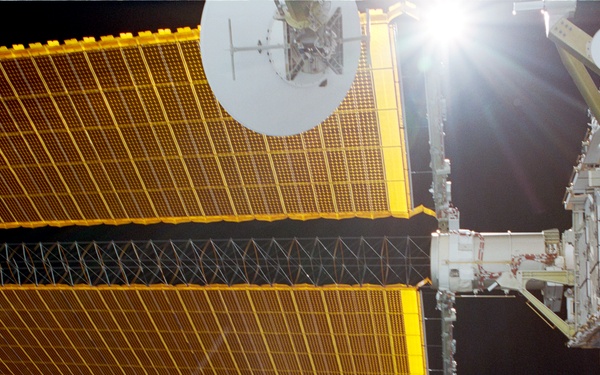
[0,284,425,374]
[0,15,412,228]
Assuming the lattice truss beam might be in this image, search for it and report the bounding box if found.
[0,10,419,229]
[0,236,430,287]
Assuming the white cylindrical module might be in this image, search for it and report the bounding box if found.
[431,230,551,292]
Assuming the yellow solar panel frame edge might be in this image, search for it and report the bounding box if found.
[365,10,412,218]
[0,27,200,60]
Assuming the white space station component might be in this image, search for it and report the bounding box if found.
[431,229,567,304]
[563,114,600,348]
[200,0,362,136]
[591,30,600,69]
[431,228,578,341]
[512,0,576,35]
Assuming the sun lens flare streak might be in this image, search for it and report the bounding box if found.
[424,2,467,42]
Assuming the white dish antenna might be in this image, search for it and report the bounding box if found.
[200,0,362,136]
[592,29,600,69]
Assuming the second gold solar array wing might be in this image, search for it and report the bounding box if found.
[0,284,426,375]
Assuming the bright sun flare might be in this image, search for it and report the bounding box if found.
[424,2,468,42]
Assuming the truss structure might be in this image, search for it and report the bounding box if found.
[0,236,430,287]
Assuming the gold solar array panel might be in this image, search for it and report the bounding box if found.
[0,10,418,228]
[0,284,426,375]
